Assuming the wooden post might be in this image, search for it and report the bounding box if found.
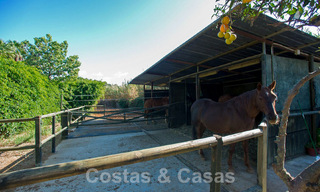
[168,77,172,128]
[309,55,317,142]
[52,116,56,153]
[185,79,188,125]
[143,84,146,101]
[270,44,275,83]
[210,135,222,192]
[262,42,266,54]
[124,112,126,122]
[35,116,42,166]
[68,112,72,125]
[61,112,69,139]
[257,122,268,192]
[104,104,106,117]
[261,42,267,86]
[151,82,154,99]
[196,66,200,100]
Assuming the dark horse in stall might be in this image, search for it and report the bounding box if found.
[144,97,169,120]
[191,82,279,173]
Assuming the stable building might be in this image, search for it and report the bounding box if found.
[130,14,320,164]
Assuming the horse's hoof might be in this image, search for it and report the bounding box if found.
[246,167,254,174]
[201,156,206,161]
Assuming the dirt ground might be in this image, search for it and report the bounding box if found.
[0,134,63,173]
[0,112,118,173]
[0,119,317,192]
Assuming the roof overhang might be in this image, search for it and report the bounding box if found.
[130,14,320,87]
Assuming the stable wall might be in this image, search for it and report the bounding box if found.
[315,61,320,109]
[168,54,319,165]
[263,55,319,163]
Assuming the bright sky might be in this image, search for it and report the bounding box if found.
[0,0,215,85]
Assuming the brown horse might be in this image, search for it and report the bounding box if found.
[144,97,169,119]
[218,94,233,102]
[191,81,279,173]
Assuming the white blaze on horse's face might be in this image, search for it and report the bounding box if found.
[256,81,280,125]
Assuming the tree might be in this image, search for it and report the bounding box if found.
[273,70,320,192]
[213,0,320,29]
[0,40,22,61]
[19,34,81,80]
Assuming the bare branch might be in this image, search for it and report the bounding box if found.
[273,68,320,191]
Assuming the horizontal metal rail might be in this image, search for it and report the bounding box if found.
[279,110,320,117]
[0,118,35,123]
[0,128,263,190]
[40,106,85,118]
[41,115,83,146]
[0,106,86,163]
[81,117,167,126]
[85,105,104,108]
[40,126,68,147]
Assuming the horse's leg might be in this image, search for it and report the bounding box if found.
[228,143,236,173]
[197,124,206,160]
[242,140,254,173]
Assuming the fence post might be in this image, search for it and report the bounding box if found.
[61,112,69,139]
[52,115,56,153]
[68,112,72,125]
[81,106,85,121]
[35,116,42,166]
[210,135,222,192]
[257,122,268,192]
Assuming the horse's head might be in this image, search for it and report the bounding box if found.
[256,81,279,125]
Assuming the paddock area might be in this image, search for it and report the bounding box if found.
[3,119,315,192]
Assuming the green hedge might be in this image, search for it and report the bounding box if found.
[0,57,60,137]
[58,77,106,109]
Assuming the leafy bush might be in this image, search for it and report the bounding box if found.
[129,97,144,108]
[58,77,106,108]
[105,83,143,100]
[118,98,129,108]
[0,57,60,137]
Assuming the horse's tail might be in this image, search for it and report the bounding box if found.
[191,101,198,140]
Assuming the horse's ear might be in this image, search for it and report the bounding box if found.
[268,81,276,91]
[257,82,262,91]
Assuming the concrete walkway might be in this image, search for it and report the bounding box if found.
[5,120,316,192]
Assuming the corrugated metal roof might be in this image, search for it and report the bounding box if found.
[130,14,320,86]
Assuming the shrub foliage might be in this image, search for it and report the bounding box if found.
[59,78,106,108]
[0,57,60,137]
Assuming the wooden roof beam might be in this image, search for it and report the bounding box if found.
[165,59,211,69]
[275,40,320,60]
[234,27,320,61]
[148,27,293,85]
[145,71,168,77]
